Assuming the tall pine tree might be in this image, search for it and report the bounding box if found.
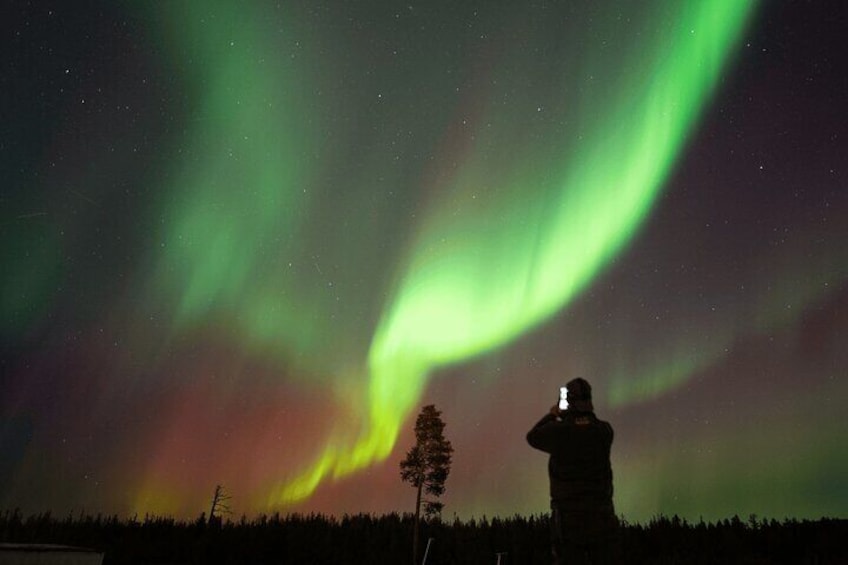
[400,404,453,565]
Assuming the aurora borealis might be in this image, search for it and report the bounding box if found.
[2,0,847,523]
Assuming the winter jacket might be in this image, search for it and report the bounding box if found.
[526,409,614,509]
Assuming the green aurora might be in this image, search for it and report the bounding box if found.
[5,0,848,522]
[146,1,759,505]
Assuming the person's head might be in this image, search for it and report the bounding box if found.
[566,377,594,412]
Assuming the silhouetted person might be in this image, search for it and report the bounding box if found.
[527,378,618,565]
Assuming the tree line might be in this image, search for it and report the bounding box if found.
[1,509,845,564]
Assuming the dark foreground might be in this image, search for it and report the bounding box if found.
[2,510,845,564]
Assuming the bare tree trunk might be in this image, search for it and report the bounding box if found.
[209,485,222,522]
[413,481,422,565]
[208,484,231,525]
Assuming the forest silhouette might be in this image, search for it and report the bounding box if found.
[2,509,845,564]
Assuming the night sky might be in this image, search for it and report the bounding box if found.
[2,0,846,523]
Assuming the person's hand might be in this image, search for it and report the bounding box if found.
[550,404,562,417]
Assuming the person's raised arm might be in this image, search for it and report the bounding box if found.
[526,405,561,453]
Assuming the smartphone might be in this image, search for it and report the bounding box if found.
[558,386,568,411]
